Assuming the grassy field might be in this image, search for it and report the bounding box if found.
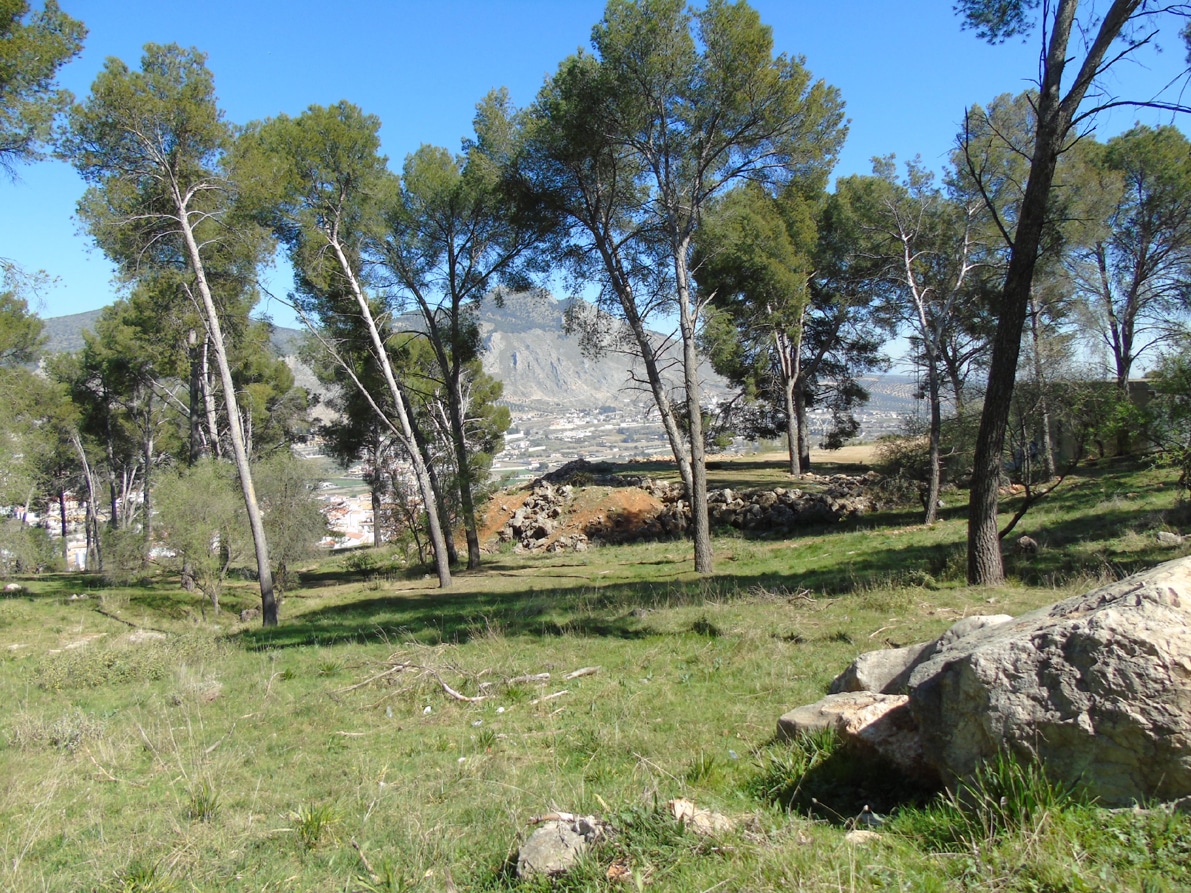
[1,454,1189,892]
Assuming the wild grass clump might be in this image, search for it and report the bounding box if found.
[292,802,341,850]
[184,779,220,822]
[891,752,1078,853]
[32,632,223,690]
[6,707,105,750]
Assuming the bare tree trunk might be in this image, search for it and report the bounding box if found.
[407,398,459,566]
[177,207,277,625]
[201,339,222,460]
[326,239,452,587]
[1027,294,1057,479]
[619,303,695,496]
[925,363,942,525]
[783,376,800,477]
[57,488,69,565]
[445,378,482,570]
[966,0,1132,584]
[71,432,102,573]
[796,390,811,471]
[675,243,712,574]
[188,329,203,464]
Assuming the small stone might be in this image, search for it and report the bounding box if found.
[1014,535,1039,555]
[845,830,882,845]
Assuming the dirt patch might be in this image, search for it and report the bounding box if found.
[480,484,665,552]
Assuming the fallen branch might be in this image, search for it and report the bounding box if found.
[507,672,551,685]
[332,662,415,695]
[351,838,378,884]
[427,669,487,703]
[564,666,600,680]
[529,689,569,705]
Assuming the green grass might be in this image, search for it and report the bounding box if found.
[0,455,1187,891]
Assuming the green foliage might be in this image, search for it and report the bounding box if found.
[0,517,58,576]
[0,289,43,364]
[108,860,175,893]
[252,451,327,592]
[1147,348,1191,489]
[32,632,222,690]
[0,0,85,172]
[152,459,246,612]
[185,780,220,822]
[893,752,1077,853]
[99,526,150,585]
[292,801,340,850]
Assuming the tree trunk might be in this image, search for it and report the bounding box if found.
[674,242,712,574]
[617,296,695,496]
[783,375,800,477]
[177,206,278,625]
[72,433,102,573]
[966,0,1133,584]
[408,399,459,567]
[925,362,942,525]
[796,390,811,471]
[369,436,385,549]
[1027,294,1057,479]
[200,339,221,460]
[446,377,482,570]
[188,329,203,464]
[326,238,452,587]
[57,487,69,565]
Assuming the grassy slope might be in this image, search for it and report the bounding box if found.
[1,455,1189,892]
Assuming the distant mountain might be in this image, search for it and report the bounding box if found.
[40,309,103,355]
[39,292,727,414]
[37,294,918,418]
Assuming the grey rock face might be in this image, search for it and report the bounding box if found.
[516,816,604,878]
[829,615,1012,696]
[908,557,1191,806]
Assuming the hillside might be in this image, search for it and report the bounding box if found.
[39,294,918,423]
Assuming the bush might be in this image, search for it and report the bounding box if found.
[100,526,150,585]
[0,518,61,577]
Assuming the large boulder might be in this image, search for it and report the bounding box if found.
[829,615,1012,695]
[908,556,1191,806]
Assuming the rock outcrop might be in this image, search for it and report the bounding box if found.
[780,557,1191,807]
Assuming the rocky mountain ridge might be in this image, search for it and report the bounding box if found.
[39,293,918,420]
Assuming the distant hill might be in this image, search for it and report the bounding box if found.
[38,294,919,418]
[40,309,103,355]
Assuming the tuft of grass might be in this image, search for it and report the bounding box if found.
[292,802,340,850]
[891,751,1078,852]
[108,860,175,893]
[185,779,220,822]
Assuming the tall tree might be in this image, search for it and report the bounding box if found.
[531,0,845,573]
[523,50,695,498]
[845,159,990,524]
[376,90,543,570]
[957,0,1191,585]
[0,0,83,175]
[235,101,453,587]
[66,44,280,624]
[693,181,816,475]
[1065,125,1191,390]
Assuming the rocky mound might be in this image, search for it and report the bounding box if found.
[482,459,884,553]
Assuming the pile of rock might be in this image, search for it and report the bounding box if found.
[497,480,575,552]
[708,474,880,533]
[777,555,1191,808]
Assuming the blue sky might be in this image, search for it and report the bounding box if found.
[4,1,1190,327]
